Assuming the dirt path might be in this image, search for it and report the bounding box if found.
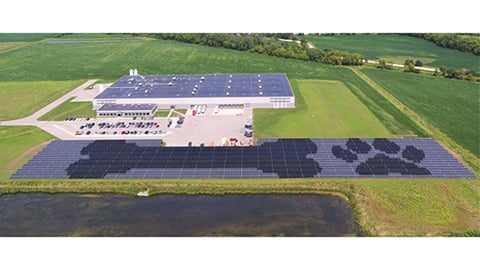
[5,140,51,176]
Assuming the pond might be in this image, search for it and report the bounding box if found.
[0,193,356,236]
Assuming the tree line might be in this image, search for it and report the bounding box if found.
[142,33,364,66]
[377,58,480,82]
[406,33,480,56]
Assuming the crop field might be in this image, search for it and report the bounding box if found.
[0,126,54,180]
[305,34,480,71]
[361,68,480,157]
[38,97,96,121]
[254,80,392,138]
[0,33,55,42]
[0,36,478,236]
[0,42,26,54]
[0,39,423,137]
[0,80,84,120]
[52,33,147,40]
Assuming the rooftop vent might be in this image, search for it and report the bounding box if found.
[226,92,230,96]
[259,91,263,95]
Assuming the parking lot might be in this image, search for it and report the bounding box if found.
[46,107,253,146]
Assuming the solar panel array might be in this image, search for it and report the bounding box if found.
[94,73,294,99]
[11,138,475,179]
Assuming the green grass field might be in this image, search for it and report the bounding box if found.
[155,110,171,117]
[0,39,424,137]
[0,80,84,121]
[38,97,96,121]
[0,33,55,42]
[53,33,147,40]
[254,80,392,138]
[0,126,54,180]
[305,34,480,71]
[361,68,480,157]
[0,36,478,236]
[0,42,26,54]
[357,179,480,235]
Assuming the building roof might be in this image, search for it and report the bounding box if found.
[98,103,158,112]
[94,73,294,100]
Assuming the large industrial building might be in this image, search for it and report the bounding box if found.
[93,73,295,115]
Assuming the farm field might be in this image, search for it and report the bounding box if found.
[0,33,55,42]
[0,126,54,181]
[0,39,424,137]
[0,35,478,237]
[0,80,84,121]
[38,97,96,121]
[361,68,480,157]
[0,42,26,54]
[305,34,480,71]
[254,80,392,138]
[51,33,148,40]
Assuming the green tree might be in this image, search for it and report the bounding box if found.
[404,63,416,73]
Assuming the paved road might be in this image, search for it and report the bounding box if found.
[0,80,98,139]
[1,80,97,126]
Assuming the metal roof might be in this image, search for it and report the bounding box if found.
[98,103,157,111]
[94,73,294,100]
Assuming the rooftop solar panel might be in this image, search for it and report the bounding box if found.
[94,73,294,100]
[11,139,476,179]
[98,103,157,111]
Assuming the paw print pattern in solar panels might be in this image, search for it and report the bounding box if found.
[331,138,431,176]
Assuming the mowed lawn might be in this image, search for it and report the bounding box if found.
[0,126,54,180]
[305,34,480,71]
[0,80,84,120]
[38,97,96,121]
[362,69,480,157]
[254,80,392,138]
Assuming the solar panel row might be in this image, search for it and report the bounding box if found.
[94,73,294,99]
[11,139,475,179]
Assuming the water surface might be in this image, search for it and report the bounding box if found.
[0,193,356,236]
